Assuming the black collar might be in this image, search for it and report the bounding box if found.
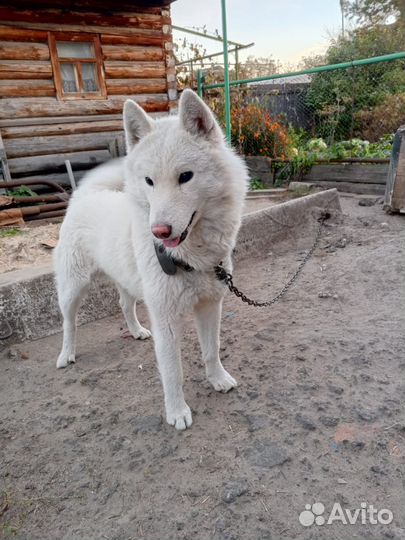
[154,243,194,275]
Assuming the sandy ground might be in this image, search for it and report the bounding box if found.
[0,197,278,274]
[0,195,404,540]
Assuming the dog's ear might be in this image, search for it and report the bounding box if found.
[123,99,154,152]
[179,89,222,142]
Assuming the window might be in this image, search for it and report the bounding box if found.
[49,33,106,100]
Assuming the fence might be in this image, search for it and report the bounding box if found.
[197,52,405,161]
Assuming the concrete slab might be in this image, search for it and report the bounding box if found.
[0,189,341,346]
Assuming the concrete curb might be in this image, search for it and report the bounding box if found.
[0,189,341,346]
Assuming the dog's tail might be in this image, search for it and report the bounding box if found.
[74,158,125,196]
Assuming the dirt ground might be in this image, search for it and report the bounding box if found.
[0,197,278,274]
[0,194,404,540]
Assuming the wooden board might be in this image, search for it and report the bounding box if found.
[4,131,123,158]
[0,41,50,60]
[1,119,123,138]
[8,149,112,175]
[0,95,169,119]
[102,45,163,62]
[304,163,388,185]
[104,61,166,79]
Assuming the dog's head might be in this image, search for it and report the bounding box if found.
[123,90,236,249]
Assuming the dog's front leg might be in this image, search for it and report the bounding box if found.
[194,299,237,392]
[149,310,192,430]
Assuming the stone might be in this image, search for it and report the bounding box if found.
[296,413,316,431]
[243,439,290,468]
[222,479,248,503]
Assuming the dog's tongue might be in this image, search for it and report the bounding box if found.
[163,237,181,248]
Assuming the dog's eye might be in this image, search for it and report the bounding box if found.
[178,171,194,184]
[145,177,154,186]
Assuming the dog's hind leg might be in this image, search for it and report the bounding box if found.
[117,286,151,340]
[194,299,237,392]
[56,267,90,369]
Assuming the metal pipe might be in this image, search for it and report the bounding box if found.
[221,0,231,142]
[176,43,254,66]
[172,24,244,47]
[203,51,405,90]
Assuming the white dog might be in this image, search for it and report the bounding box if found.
[54,90,248,430]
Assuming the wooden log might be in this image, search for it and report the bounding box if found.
[0,41,50,61]
[105,61,166,79]
[0,80,55,97]
[0,95,169,119]
[102,45,163,62]
[8,149,112,175]
[9,170,87,187]
[0,60,53,79]
[100,33,164,46]
[0,7,170,30]
[0,112,164,128]
[0,20,165,39]
[9,1,163,14]
[4,131,123,158]
[1,120,123,138]
[106,78,166,95]
[304,163,388,185]
[305,180,386,195]
[0,26,48,42]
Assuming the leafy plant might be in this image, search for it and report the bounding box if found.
[249,178,266,190]
[0,227,24,238]
[6,186,37,198]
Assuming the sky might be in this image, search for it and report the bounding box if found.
[171,0,346,68]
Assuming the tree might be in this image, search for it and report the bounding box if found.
[345,0,405,27]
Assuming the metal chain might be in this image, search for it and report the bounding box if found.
[215,210,331,308]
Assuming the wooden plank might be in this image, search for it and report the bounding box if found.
[0,20,165,39]
[0,95,168,119]
[0,41,50,61]
[8,149,111,175]
[4,131,123,158]
[0,111,164,128]
[106,78,166,95]
[1,120,123,138]
[102,44,163,62]
[0,7,170,30]
[304,163,388,184]
[0,80,55,97]
[100,33,164,46]
[305,180,386,195]
[0,60,53,79]
[105,61,166,79]
[0,26,49,42]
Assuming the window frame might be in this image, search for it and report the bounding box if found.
[48,32,107,101]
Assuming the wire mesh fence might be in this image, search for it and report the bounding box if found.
[199,53,405,167]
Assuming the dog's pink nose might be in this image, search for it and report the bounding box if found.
[151,224,172,239]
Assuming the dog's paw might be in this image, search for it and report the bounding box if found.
[134,326,152,340]
[208,368,237,392]
[166,402,192,431]
[56,353,75,369]
[121,327,152,340]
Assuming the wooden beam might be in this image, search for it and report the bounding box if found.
[0,95,168,119]
[102,44,163,62]
[1,120,123,138]
[0,20,166,39]
[0,80,55,97]
[0,26,49,42]
[0,112,164,128]
[0,60,53,79]
[8,149,112,175]
[105,61,166,78]
[100,33,163,46]
[106,78,167,94]
[0,41,50,60]
[4,131,123,158]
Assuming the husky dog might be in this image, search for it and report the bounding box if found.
[54,90,248,430]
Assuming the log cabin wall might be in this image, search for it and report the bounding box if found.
[0,2,176,185]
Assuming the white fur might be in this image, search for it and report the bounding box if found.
[54,90,249,430]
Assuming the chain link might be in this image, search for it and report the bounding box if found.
[215,210,331,308]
